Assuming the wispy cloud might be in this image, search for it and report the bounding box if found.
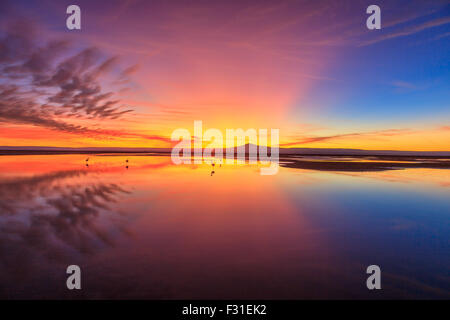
[432,31,450,40]
[391,81,419,90]
[0,20,135,135]
[360,16,450,46]
[390,80,429,92]
[281,129,414,147]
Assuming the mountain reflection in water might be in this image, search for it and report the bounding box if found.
[0,154,448,299]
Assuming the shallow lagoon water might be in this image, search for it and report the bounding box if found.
[0,155,449,299]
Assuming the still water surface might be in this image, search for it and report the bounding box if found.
[0,155,449,299]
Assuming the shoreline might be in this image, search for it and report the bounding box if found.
[1,151,450,172]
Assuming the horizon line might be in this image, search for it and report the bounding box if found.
[1,145,450,156]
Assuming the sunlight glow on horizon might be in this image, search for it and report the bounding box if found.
[0,0,449,151]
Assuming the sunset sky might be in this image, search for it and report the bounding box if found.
[0,0,449,150]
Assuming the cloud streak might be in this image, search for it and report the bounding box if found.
[281,129,414,147]
[360,16,450,46]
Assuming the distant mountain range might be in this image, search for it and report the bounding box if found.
[1,144,450,156]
